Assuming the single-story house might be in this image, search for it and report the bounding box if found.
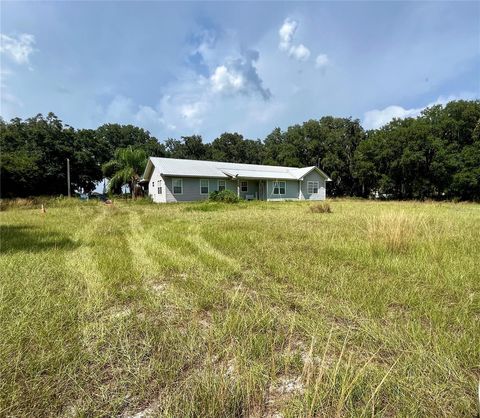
[141,157,331,203]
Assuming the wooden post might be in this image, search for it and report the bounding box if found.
[66,158,71,197]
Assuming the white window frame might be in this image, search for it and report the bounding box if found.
[172,178,183,195]
[307,181,319,194]
[218,180,226,191]
[273,181,286,195]
[157,180,162,195]
[152,181,155,188]
[241,181,248,192]
[200,179,209,195]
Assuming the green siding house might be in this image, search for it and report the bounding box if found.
[141,157,330,203]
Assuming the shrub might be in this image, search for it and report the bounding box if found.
[209,190,240,203]
[309,202,332,213]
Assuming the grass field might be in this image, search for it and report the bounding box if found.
[0,198,479,417]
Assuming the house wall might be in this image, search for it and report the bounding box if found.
[162,176,237,203]
[151,176,265,202]
[148,170,327,203]
[266,179,300,201]
[148,166,166,203]
[300,171,326,200]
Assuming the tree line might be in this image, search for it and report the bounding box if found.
[1,100,479,200]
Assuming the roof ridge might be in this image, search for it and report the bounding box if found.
[150,156,303,170]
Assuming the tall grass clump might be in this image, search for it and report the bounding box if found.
[366,211,419,253]
[309,202,332,213]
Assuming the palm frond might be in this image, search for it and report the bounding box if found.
[104,146,147,194]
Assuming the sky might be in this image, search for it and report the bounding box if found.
[1,1,479,142]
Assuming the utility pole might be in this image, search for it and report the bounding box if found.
[66,158,71,197]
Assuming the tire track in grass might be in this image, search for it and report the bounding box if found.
[68,205,137,306]
[126,208,157,281]
[125,208,187,283]
[64,207,106,306]
[184,224,241,273]
[134,214,199,274]
[89,205,139,297]
[125,208,194,313]
[63,206,151,416]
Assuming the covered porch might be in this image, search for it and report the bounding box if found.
[221,169,300,201]
[234,178,267,200]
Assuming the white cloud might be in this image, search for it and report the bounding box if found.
[157,89,209,131]
[363,93,477,130]
[0,33,36,64]
[211,65,245,94]
[279,18,298,51]
[363,105,421,130]
[289,44,310,61]
[315,54,329,68]
[278,18,311,62]
[180,101,206,123]
[98,27,271,138]
[209,50,271,100]
[135,105,171,129]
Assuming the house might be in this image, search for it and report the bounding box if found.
[141,157,331,203]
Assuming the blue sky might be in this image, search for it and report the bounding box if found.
[1,1,479,141]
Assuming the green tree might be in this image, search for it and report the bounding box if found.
[165,135,207,160]
[0,113,75,196]
[209,132,247,162]
[263,127,283,165]
[264,118,365,196]
[95,124,165,159]
[102,146,147,197]
[353,100,480,199]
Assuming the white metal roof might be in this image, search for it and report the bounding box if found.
[143,157,331,181]
[221,169,296,180]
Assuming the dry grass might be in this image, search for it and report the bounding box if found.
[366,211,421,253]
[0,198,38,211]
[0,198,479,417]
[309,202,332,213]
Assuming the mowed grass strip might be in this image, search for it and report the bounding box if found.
[0,198,479,417]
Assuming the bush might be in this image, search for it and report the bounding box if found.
[309,202,332,213]
[209,190,240,203]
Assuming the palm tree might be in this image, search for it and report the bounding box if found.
[102,146,147,198]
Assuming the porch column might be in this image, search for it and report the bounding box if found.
[237,178,240,197]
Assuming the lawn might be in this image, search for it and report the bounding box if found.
[0,198,479,417]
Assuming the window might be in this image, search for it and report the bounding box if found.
[157,181,162,194]
[200,179,209,194]
[307,181,319,194]
[218,180,226,191]
[273,181,286,195]
[152,181,155,187]
[173,178,183,194]
[241,181,248,192]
